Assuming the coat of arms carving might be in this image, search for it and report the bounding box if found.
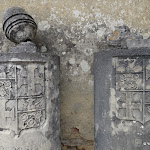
[113,57,150,124]
[0,62,46,135]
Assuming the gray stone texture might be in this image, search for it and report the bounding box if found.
[108,25,145,49]
[125,39,150,49]
[94,48,150,150]
[10,41,37,53]
[108,25,130,47]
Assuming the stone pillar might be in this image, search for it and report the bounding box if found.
[0,7,61,150]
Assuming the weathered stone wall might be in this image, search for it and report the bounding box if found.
[0,0,150,149]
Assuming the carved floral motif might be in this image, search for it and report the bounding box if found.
[19,111,43,130]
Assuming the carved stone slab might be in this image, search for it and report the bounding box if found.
[0,52,60,150]
[94,49,150,150]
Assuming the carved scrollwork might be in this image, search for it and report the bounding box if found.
[116,73,142,91]
[19,111,43,130]
[119,74,140,90]
[0,80,12,98]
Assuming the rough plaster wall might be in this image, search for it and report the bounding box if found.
[0,0,150,149]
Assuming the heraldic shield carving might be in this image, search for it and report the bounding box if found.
[0,7,61,149]
[113,57,150,124]
[0,62,46,135]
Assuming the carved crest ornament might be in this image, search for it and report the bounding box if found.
[113,57,150,124]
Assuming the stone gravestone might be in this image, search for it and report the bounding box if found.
[94,49,150,150]
[0,7,61,150]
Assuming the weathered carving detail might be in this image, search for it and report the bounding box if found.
[116,74,142,90]
[116,91,143,122]
[18,110,45,131]
[0,63,46,135]
[115,58,143,73]
[0,80,12,97]
[113,57,150,124]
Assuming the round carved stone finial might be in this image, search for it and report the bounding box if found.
[2,7,37,44]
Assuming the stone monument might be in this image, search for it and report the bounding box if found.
[0,7,61,150]
[94,49,150,150]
